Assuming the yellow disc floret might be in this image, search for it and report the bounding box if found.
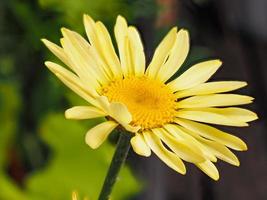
[102,76,176,129]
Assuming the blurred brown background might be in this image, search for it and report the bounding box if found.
[135,0,267,200]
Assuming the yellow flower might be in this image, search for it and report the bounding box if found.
[72,191,79,200]
[42,14,257,180]
[72,191,89,200]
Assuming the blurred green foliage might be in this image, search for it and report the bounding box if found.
[0,83,27,200]
[38,0,129,32]
[0,84,140,199]
[0,0,158,199]
[25,113,140,200]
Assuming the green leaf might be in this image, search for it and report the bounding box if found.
[25,114,141,200]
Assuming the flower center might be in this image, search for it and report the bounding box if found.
[101,76,176,129]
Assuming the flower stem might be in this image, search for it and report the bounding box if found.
[98,130,131,200]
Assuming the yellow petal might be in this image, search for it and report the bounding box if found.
[212,107,258,123]
[60,29,101,89]
[44,62,99,105]
[175,118,248,151]
[84,15,122,79]
[114,15,129,77]
[164,124,217,162]
[176,94,253,108]
[202,140,240,166]
[175,81,247,98]
[157,29,190,82]
[96,96,132,124]
[85,121,118,149]
[152,128,206,163]
[196,160,219,181]
[83,14,97,44]
[109,102,132,124]
[83,15,113,79]
[72,191,78,200]
[95,21,123,78]
[123,36,134,76]
[66,30,111,84]
[41,39,73,69]
[176,108,250,127]
[121,124,141,133]
[127,26,146,76]
[176,125,240,165]
[168,60,222,91]
[65,106,106,120]
[96,96,110,112]
[143,131,186,174]
[109,101,140,132]
[96,96,140,133]
[131,133,151,157]
[146,27,177,78]
[61,29,111,85]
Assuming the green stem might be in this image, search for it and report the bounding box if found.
[98,130,131,200]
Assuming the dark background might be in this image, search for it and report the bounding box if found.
[0,0,266,199]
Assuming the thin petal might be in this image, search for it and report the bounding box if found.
[202,140,240,166]
[176,125,240,165]
[72,192,78,200]
[114,15,129,77]
[127,26,146,76]
[96,96,140,133]
[196,160,219,181]
[83,14,113,79]
[44,61,99,105]
[109,102,132,124]
[96,96,132,124]
[83,15,122,78]
[175,118,248,151]
[96,96,110,112]
[143,131,186,174]
[85,121,118,149]
[146,27,177,78]
[152,128,206,163]
[122,123,141,133]
[176,108,251,127]
[65,31,111,84]
[60,29,101,89]
[175,81,247,98]
[83,14,98,44]
[157,29,190,82]
[123,36,134,76]
[131,133,151,157]
[95,21,123,78]
[176,94,253,108]
[168,60,222,91]
[41,39,73,69]
[65,106,106,120]
[211,107,258,123]
[109,101,140,133]
[164,124,217,162]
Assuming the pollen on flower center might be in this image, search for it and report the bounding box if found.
[101,76,176,129]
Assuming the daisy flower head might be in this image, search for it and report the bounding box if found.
[42,14,258,180]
